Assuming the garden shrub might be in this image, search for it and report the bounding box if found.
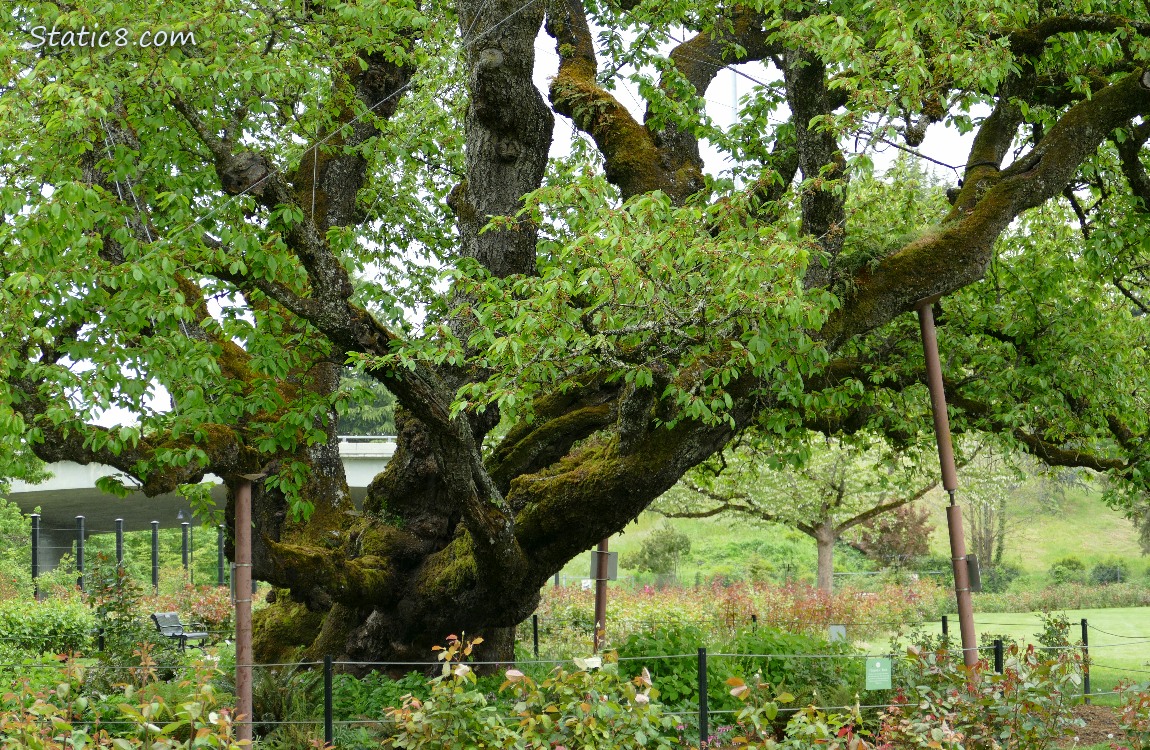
[973,581,1150,612]
[977,629,1018,658]
[1033,611,1074,649]
[1091,557,1132,585]
[1116,682,1150,749]
[616,624,717,708]
[979,562,1022,593]
[87,554,154,656]
[852,504,935,568]
[624,522,692,576]
[148,582,235,633]
[723,627,869,711]
[880,642,1082,749]
[0,658,243,749]
[616,623,869,715]
[333,669,431,717]
[1048,556,1086,585]
[0,595,95,654]
[726,677,874,749]
[747,555,774,583]
[379,636,679,749]
[527,579,948,651]
[82,553,187,693]
[0,497,35,599]
[500,659,678,749]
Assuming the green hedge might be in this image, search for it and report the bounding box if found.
[0,596,96,654]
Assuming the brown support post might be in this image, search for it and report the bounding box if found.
[593,539,609,653]
[916,300,978,668]
[235,478,255,743]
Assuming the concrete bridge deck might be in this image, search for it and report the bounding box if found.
[2,437,394,569]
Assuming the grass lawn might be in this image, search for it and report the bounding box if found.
[912,606,1150,705]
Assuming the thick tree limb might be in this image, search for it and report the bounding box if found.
[1007,14,1150,56]
[546,0,702,202]
[782,40,848,287]
[450,0,554,279]
[824,70,1150,346]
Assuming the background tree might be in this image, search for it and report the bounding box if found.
[336,375,397,437]
[654,434,942,593]
[961,444,1024,570]
[850,504,936,569]
[1,0,1149,666]
[623,522,692,580]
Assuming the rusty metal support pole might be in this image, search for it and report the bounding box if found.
[593,539,609,653]
[916,301,978,668]
[235,479,254,743]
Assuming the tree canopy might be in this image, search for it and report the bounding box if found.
[1,0,1149,663]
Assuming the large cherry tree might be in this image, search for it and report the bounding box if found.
[1,0,1148,665]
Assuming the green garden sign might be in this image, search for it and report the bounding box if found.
[865,657,892,690]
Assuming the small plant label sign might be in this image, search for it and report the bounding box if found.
[865,657,892,690]
[828,624,847,642]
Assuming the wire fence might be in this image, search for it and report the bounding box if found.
[0,644,1139,747]
[2,613,1149,747]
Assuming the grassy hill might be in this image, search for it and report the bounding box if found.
[923,481,1146,577]
[559,476,1147,588]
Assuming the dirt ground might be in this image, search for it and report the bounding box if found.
[1062,704,1122,747]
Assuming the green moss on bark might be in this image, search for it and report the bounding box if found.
[416,533,478,597]
[251,595,325,664]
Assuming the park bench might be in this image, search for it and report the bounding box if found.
[150,612,210,651]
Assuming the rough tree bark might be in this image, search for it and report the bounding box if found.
[813,520,836,594]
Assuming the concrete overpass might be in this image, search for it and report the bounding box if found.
[2,437,394,570]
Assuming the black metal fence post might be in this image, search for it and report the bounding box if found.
[217,524,225,586]
[941,615,948,637]
[31,513,40,600]
[115,518,124,571]
[75,516,85,592]
[751,613,757,632]
[993,639,1003,674]
[151,520,160,594]
[532,614,540,658]
[698,647,709,749]
[182,522,190,576]
[324,654,334,746]
[1081,618,1091,705]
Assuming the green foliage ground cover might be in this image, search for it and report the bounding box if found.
[3,578,1148,748]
